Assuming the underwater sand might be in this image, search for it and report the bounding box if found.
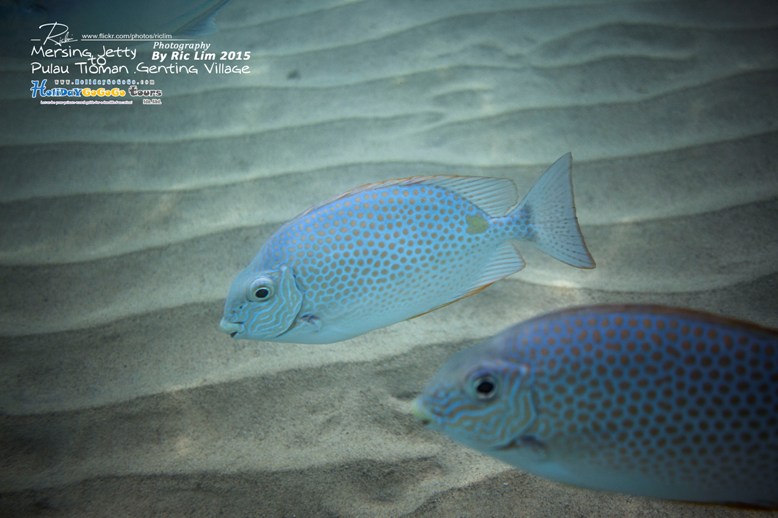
[1,0,777,516]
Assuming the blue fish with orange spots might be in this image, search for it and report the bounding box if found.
[219,153,595,343]
[412,305,778,507]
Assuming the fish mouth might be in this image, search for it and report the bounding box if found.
[410,399,433,426]
[219,318,244,338]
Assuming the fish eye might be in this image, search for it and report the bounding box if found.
[470,373,498,400]
[247,277,275,302]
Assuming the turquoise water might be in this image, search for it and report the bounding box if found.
[1,1,777,516]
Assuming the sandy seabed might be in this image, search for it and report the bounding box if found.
[1,1,777,516]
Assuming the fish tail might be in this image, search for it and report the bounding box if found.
[511,153,595,268]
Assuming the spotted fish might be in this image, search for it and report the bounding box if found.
[219,153,594,343]
[412,305,778,507]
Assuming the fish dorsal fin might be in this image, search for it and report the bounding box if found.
[424,176,518,217]
[296,175,517,219]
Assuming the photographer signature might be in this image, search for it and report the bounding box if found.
[31,22,76,46]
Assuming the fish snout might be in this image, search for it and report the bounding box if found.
[410,398,433,426]
[219,318,243,338]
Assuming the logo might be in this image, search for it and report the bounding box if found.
[128,85,162,97]
[30,79,126,99]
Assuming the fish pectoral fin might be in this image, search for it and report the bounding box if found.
[496,434,547,453]
[299,314,322,331]
[493,434,549,463]
[286,313,322,334]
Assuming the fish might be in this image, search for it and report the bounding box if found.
[412,305,778,507]
[220,153,595,344]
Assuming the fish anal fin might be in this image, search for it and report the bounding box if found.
[473,240,526,288]
[409,240,525,321]
[408,282,497,320]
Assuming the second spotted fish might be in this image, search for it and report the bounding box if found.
[412,305,778,506]
[220,153,595,343]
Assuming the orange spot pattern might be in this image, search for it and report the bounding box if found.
[264,180,525,323]
[511,306,778,494]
